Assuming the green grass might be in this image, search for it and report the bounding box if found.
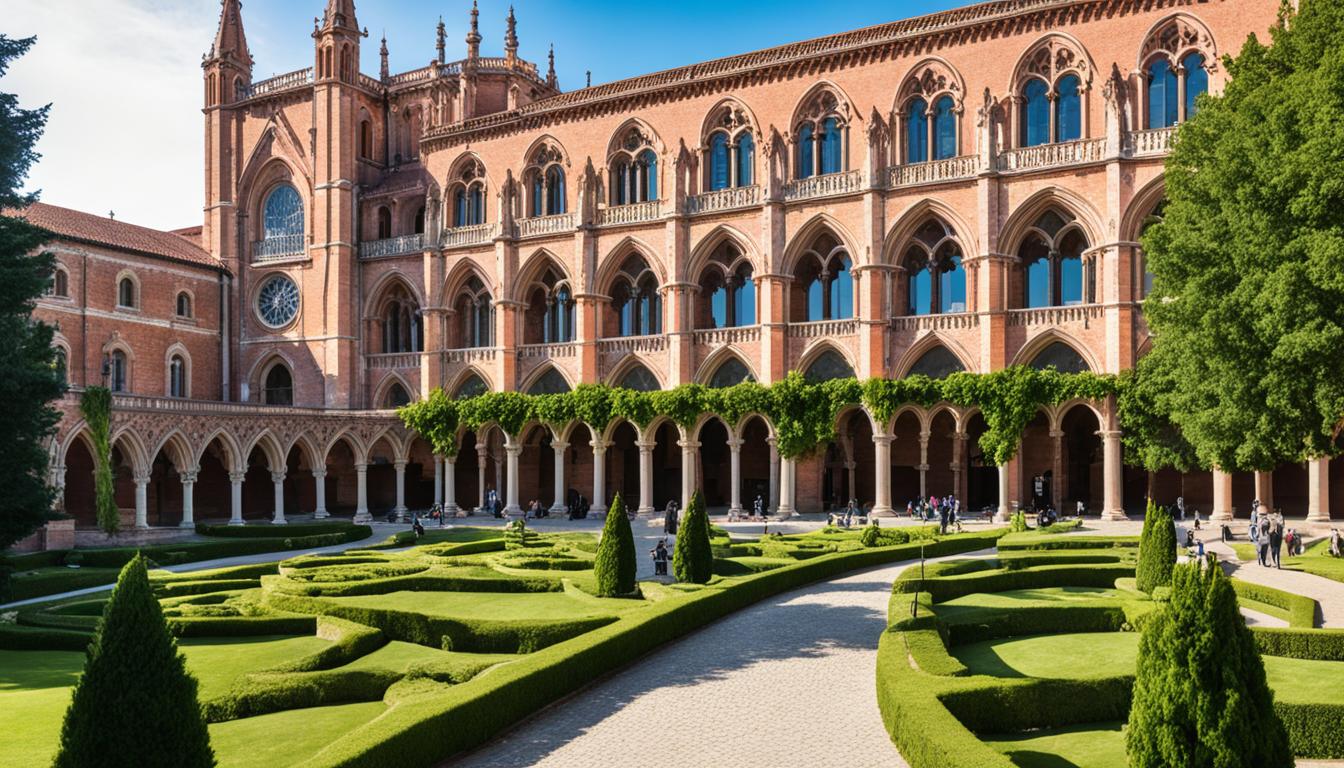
[953,632,1140,679]
[208,701,387,768]
[983,722,1126,768]
[1237,596,1292,624]
[936,587,1122,620]
[180,635,332,700]
[325,589,645,621]
[1263,655,1344,705]
[0,650,83,768]
[338,640,516,679]
[5,567,122,602]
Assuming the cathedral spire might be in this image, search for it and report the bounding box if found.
[435,16,446,64]
[466,0,481,60]
[504,6,519,61]
[208,0,251,69]
[322,0,358,32]
[546,44,557,89]
[379,33,389,80]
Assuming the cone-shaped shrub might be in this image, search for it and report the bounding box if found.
[674,490,713,584]
[1136,499,1177,593]
[594,493,637,597]
[54,554,214,768]
[1126,558,1291,768]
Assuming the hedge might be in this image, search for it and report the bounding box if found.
[266,568,561,598]
[202,668,400,723]
[168,615,317,637]
[1231,578,1318,629]
[0,623,91,651]
[944,604,1135,646]
[1276,703,1344,758]
[996,535,1140,551]
[940,675,1134,733]
[1251,627,1344,661]
[895,564,1135,603]
[196,522,369,539]
[153,578,262,598]
[264,617,386,673]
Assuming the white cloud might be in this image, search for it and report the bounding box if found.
[7,0,216,230]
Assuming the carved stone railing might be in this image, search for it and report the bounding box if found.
[518,342,579,359]
[686,185,761,215]
[244,68,314,99]
[598,201,662,227]
[890,312,979,332]
[388,66,434,86]
[1125,127,1177,158]
[517,213,575,238]
[1005,304,1106,326]
[996,138,1108,173]
[365,352,423,369]
[108,393,340,417]
[440,223,497,249]
[251,234,306,262]
[787,318,859,338]
[692,325,761,346]
[442,347,498,365]
[782,170,864,202]
[359,233,425,259]
[598,335,666,356]
[358,74,382,92]
[885,155,979,188]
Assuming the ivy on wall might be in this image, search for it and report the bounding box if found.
[399,367,1121,466]
[79,386,118,535]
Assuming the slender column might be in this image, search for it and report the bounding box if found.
[845,461,857,504]
[778,457,795,518]
[872,434,894,517]
[133,470,149,529]
[678,440,699,510]
[50,463,67,513]
[918,430,931,499]
[550,441,568,515]
[1050,428,1065,510]
[179,469,197,528]
[353,463,371,523]
[1100,430,1127,520]
[768,438,780,513]
[443,455,459,515]
[393,460,408,521]
[1175,65,1188,122]
[228,470,245,526]
[271,470,287,525]
[1254,470,1274,512]
[1308,457,1331,523]
[995,464,1011,522]
[433,456,443,508]
[637,440,655,515]
[727,438,744,516]
[590,439,609,516]
[1211,467,1234,522]
[504,443,522,515]
[312,469,329,519]
[476,443,487,511]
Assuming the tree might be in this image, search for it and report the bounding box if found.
[1140,0,1344,471]
[0,34,63,550]
[80,387,118,535]
[1135,499,1177,593]
[54,555,215,768]
[593,492,636,597]
[674,490,713,584]
[1126,559,1290,768]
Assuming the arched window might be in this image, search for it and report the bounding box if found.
[1030,341,1091,373]
[1019,209,1091,309]
[708,132,730,191]
[380,284,422,353]
[794,88,847,179]
[697,242,755,329]
[108,350,128,392]
[1055,75,1081,142]
[794,232,853,322]
[932,96,957,160]
[737,133,755,187]
[905,98,929,164]
[820,117,842,175]
[359,119,372,160]
[828,257,853,319]
[377,206,392,239]
[797,123,815,180]
[1021,79,1050,147]
[1182,53,1209,120]
[48,268,68,298]
[53,346,67,384]
[448,159,487,228]
[455,373,488,398]
[1147,59,1179,129]
[609,254,661,337]
[545,166,566,215]
[707,357,754,389]
[176,292,192,318]
[1140,17,1215,128]
[262,184,304,247]
[609,127,659,205]
[263,363,293,405]
[525,266,575,344]
[902,219,965,316]
[908,346,966,379]
[169,355,187,398]
[1138,200,1166,300]
[117,276,136,308]
[385,382,411,408]
[701,103,757,190]
[524,142,567,217]
[413,206,426,235]
[454,276,494,348]
[526,368,571,395]
[617,364,660,392]
[803,349,855,383]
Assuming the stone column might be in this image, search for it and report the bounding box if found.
[1308,457,1331,523]
[179,469,197,528]
[590,439,608,516]
[636,440,655,516]
[768,438,780,512]
[504,443,522,515]
[951,431,967,506]
[476,443,488,512]
[50,463,66,514]
[353,463,371,523]
[918,430,931,499]
[271,470,287,525]
[1255,470,1275,512]
[727,438,744,517]
[312,469,329,519]
[229,471,245,525]
[1211,468,1234,522]
[872,434,894,516]
[133,470,149,529]
[433,456,443,508]
[1100,430,1126,521]
[778,457,795,518]
[995,464,1011,522]
[444,455,459,515]
[550,441,568,515]
[678,439,699,510]
[393,460,408,521]
[1050,429,1065,510]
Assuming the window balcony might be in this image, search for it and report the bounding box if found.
[692,325,761,346]
[517,213,575,239]
[440,223,498,249]
[884,156,979,189]
[251,234,306,263]
[889,312,979,333]
[358,233,425,259]
[442,347,498,365]
[782,170,864,203]
[1005,304,1106,327]
[1124,127,1177,158]
[597,201,662,227]
[598,335,666,359]
[365,352,424,369]
[996,138,1108,174]
[518,341,579,359]
[787,318,859,338]
[686,185,761,215]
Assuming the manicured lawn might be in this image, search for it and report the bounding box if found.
[208,701,387,768]
[0,650,83,768]
[1263,655,1344,705]
[983,722,1126,768]
[339,640,516,680]
[327,589,646,621]
[5,566,122,602]
[180,635,332,700]
[1231,539,1344,582]
[953,632,1139,679]
[936,587,1122,621]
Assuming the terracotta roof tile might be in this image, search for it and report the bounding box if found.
[10,202,225,273]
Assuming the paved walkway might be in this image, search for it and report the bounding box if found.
[1202,534,1344,628]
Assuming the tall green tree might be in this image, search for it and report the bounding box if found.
[594,492,637,597]
[674,490,713,584]
[0,34,63,550]
[1135,500,1177,593]
[1126,559,1290,767]
[54,555,215,768]
[1140,0,1344,470]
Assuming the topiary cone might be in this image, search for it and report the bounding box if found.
[674,490,713,584]
[594,492,637,597]
[1136,499,1177,593]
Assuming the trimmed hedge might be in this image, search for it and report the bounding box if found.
[266,616,387,673]
[896,564,1135,603]
[940,675,1134,734]
[202,668,400,723]
[0,623,91,651]
[944,604,1137,646]
[195,522,369,539]
[1277,703,1344,758]
[419,540,507,559]
[169,615,317,637]
[267,568,561,598]
[1231,579,1317,629]
[996,535,1140,551]
[1251,627,1344,661]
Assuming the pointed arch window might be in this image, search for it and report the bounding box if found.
[903,219,965,316]
[176,292,192,318]
[905,98,929,164]
[1055,75,1082,142]
[169,355,187,398]
[698,242,755,329]
[48,268,68,298]
[908,346,966,379]
[609,128,659,205]
[108,350,128,393]
[795,234,853,323]
[803,349,855,383]
[793,88,848,178]
[526,368,571,395]
[617,364,660,392]
[53,346,67,384]
[455,373,488,398]
[1021,79,1050,148]
[448,160,487,228]
[117,277,137,309]
[524,143,568,217]
[737,134,755,187]
[526,267,575,344]
[707,357,754,389]
[1020,209,1092,309]
[381,285,422,354]
[610,255,661,337]
[258,184,305,259]
[263,363,293,405]
[376,206,392,239]
[1147,59,1179,129]
[1030,341,1091,373]
[932,96,957,160]
[385,383,411,408]
[413,206,426,235]
[709,132,730,191]
[1183,53,1209,119]
[797,123,815,180]
[454,276,494,349]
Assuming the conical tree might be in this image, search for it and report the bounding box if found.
[674,490,713,584]
[1126,559,1291,768]
[1135,499,1177,593]
[594,492,636,597]
[54,555,214,768]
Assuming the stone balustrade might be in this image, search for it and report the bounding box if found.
[365,352,424,369]
[358,233,425,259]
[686,185,762,215]
[517,213,575,238]
[787,318,859,338]
[1125,127,1177,158]
[598,201,662,227]
[442,347,498,365]
[251,234,305,262]
[996,138,1108,173]
[518,342,579,359]
[1005,304,1106,326]
[243,68,313,99]
[885,155,979,189]
[889,312,980,332]
[441,223,497,249]
[598,335,667,356]
[782,170,865,202]
[692,325,761,346]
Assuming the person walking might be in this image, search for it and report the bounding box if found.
[1176,495,1186,521]
[1330,528,1342,558]
[1269,512,1284,568]
[938,502,949,535]
[1257,512,1272,566]
[1250,504,1260,544]
[664,500,680,535]
[650,539,670,576]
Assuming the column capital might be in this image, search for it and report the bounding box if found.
[311,468,328,479]
[270,471,286,484]
[726,438,744,449]
[393,459,408,470]
[354,463,369,473]
[1098,429,1122,440]
[590,438,610,454]
[636,440,656,451]
[872,433,895,446]
[1049,429,1066,439]
[505,443,523,457]
[133,470,151,485]
[229,470,246,484]
[551,440,569,451]
[677,439,701,451]
[179,470,199,484]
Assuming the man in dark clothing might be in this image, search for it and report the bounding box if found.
[938,504,948,535]
[1269,513,1284,569]
[664,500,679,535]
[651,539,670,576]
[1257,516,1271,566]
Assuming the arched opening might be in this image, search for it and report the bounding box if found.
[803,349,855,383]
[526,368,571,395]
[63,436,97,527]
[263,363,294,405]
[651,422,681,511]
[364,436,399,518]
[384,382,411,408]
[740,416,771,511]
[147,443,185,526]
[454,372,489,398]
[927,410,959,504]
[176,292,192,318]
[169,354,188,398]
[706,356,754,388]
[908,346,966,379]
[699,418,731,509]
[454,430,482,513]
[1019,410,1055,512]
[609,126,659,205]
[901,218,965,316]
[519,425,555,512]
[242,443,276,521]
[616,364,660,392]
[604,253,661,337]
[195,437,233,522]
[523,265,575,345]
[606,422,640,510]
[376,206,392,239]
[565,424,595,513]
[117,277,137,308]
[1018,209,1091,308]
[965,412,998,513]
[377,282,422,354]
[1029,341,1091,373]
[890,411,923,510]
[1060,405,1103,513]
[816,410,873,513]
[695,240,755,329]
[451,276,494,348]
[791,231,853,322]
[258,183,304,259]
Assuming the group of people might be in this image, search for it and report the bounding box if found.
[906,495,962,534]
[1249,502,1295,568]
[827,499,866,528]
[726,495,768,522]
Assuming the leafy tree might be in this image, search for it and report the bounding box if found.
[1135,499,1177,593]
[674,490,713,584]
[1140,0,1344,470]
[54,555,215,768]
[1126,559,1290,768]
[594,492,636,597]
[0,34,63,550]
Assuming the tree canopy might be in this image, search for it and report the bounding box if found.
[1140,0,1344,471]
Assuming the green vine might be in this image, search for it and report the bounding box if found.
[79,386,118,535]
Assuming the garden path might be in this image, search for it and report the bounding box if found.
[1202,537,1344,628]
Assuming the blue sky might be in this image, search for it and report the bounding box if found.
[7,0,965,229]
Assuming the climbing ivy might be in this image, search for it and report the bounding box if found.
[79,387,118,535]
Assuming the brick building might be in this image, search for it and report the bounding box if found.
[31,0,1327,531]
